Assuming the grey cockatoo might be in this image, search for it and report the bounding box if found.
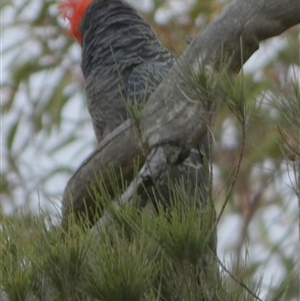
[60,0,209,224]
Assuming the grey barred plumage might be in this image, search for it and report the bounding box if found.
[81,0,173,140]
[80,0,209,210]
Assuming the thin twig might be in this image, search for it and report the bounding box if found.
[213,252,263,301]
[216,115,246,227]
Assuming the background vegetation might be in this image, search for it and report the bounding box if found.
[1,0,299,300]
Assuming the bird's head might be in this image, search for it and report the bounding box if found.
[60,0,94,44]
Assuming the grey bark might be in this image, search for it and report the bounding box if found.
[62,0,300,228]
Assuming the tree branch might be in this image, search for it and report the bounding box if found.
[62,0,300,227]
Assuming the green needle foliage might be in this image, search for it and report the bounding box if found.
[0,188,263,301]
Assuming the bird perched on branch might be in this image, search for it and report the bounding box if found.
[60,0,209,223]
